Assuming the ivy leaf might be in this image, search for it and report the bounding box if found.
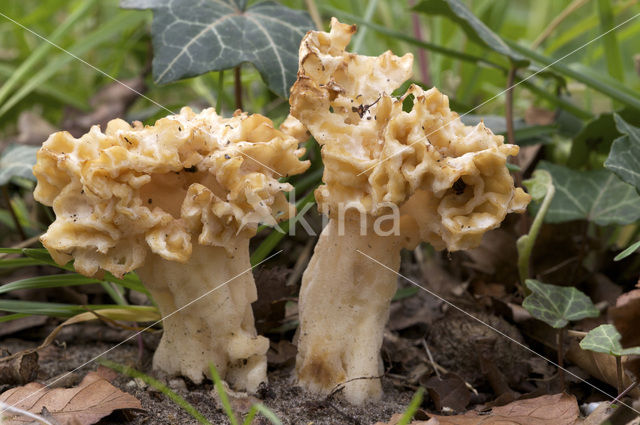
[605,114,640,193]
[579,324,640,356]
[536,161,640,226]
[523,169,553,202]
[413,0,528,67]
[0,145,39,186]
[120,0,314,98]
[523,279,599,329]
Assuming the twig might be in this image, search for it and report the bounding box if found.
[234,66,242,111]
[422,339,440,379]
[531,0,589,49]
[328,375,383,398]
[566,329,587,338]
[304,0,323,30]
[2,185,26,240]
[611,380,639,405]
[285,237,315,287]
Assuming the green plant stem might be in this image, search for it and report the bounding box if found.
[234,66,242,111]
[216,70,224,114]
[100,359,213,425]
[2,185,26,240]
[616,356,623,396]
[397,388,424,425]
[517,173,555,284]
[351,0,380,52]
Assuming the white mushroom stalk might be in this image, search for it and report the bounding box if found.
[33,108,309,392]
[289,19,531,404]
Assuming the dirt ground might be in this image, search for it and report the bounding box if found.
[0,337,414,425]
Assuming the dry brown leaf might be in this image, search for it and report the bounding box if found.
[426,393,579,425]
[0,352,38,386]
[0,371,141,425]
[610,285,640,348]
[376,394,580,425]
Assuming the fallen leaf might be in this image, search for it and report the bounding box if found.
[0,352,38,386]
[422,373,470,412]
[426,393,579,425]
[610,285,640,348]
[0,371,142,425]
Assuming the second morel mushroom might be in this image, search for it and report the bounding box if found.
[33,107,309,391]
[289,19,530,404]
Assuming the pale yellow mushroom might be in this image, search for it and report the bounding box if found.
[33,107,309,392]
[290,19,530,404]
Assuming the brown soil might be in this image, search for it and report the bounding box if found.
[0,337,414,425]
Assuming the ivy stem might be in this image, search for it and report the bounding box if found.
[234,66,242,111]
[616,356,623,396]
[2,185,26,240]
[557,327,566,390]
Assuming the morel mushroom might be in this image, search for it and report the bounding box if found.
[289,19,530,404]
[33,107,309,391]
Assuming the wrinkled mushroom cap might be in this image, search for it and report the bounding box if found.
[34,107,309,277]
[290,18,530,251]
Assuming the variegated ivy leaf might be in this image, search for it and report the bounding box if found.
[120,0,314,98]
[0,145,39,186]
[579,324,640,356]
[536,161,640,226]
[523,279,599,329]
[605,114,640,193]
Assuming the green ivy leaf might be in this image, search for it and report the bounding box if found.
[523,170,553,202]
[0,145,39,186]
[120,0,314,98]
[536,161,640,226]
[605,114,640,193]
[523,279,599,328]
[580,324,640,356]
[566,110,640,169]
[413,0,528,67]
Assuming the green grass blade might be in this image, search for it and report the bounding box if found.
[544,0,636,54]
[0,257,48,269]
[243,404,282,425]
[0,300,85,317]
[100,360,213,425]
[209,363,239,425]
[507,40,640,111]
[0,63,87,109]
[0,313,31,323]
[0,10,147,118]
[397,387,424,425]
[597,0,625,83]
[0,0,97,105]
[321,7,504,70]
[0,274,102,295]
[614,240,640,261]
[350,0,380,52]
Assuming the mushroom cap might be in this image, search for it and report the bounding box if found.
[34,107,309,277]
[289,18,530,251]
